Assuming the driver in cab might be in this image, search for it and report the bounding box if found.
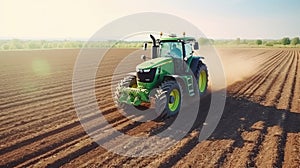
[170,44,182,58]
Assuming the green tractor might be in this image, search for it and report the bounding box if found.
[114,33,208,119]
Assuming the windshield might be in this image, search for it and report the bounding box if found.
[159,41,183,58]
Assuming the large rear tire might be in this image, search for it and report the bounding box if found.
[195,62,208,95]
[155,80,182,119]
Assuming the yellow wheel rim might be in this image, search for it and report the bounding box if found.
[168,89,180,112]
[198,70,207,93]
[131,84,137,88]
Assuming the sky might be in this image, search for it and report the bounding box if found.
[0,0,299,40]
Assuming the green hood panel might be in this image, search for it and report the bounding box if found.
[137,57,172,70]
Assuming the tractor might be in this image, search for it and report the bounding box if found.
[114,33,208,119]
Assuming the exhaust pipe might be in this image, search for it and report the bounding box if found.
[150,34,156,46]
[150,34,158,59]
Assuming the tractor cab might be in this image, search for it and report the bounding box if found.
[157,35,199,74]
[158,35,199,61]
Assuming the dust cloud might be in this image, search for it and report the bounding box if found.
[198,47,263,90]
[219,52,259,86]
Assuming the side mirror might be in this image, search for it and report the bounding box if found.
[194,42,199,50]
[143,43,147,50]
[141,55,146,61]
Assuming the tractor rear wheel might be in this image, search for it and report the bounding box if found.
[195,62,208,95]
[155,80,182,118]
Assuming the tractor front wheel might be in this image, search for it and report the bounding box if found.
[155,80,182,118]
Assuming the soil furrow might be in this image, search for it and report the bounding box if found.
[1,108,134,167]
[290,52,300,112]
[262,51,294,107]
[276,51,297,110]
[252,51,291,103]
[230,50,284,95]
[241,50,287,98]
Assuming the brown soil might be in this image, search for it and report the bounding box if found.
[0,48,299,168]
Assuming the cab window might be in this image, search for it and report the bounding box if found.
[185,43,193,58]
[159,42,183,58]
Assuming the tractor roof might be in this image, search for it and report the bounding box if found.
[160,37,196,43]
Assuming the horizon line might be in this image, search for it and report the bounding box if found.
[0,37,297,41]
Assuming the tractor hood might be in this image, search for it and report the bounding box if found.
[136,57,172,70]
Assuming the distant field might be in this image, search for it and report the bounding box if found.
[0,39,299,51]
[0,48,299,167]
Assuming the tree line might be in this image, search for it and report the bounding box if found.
[0,37,299,50]
[0,40,143,50]
[199,37,300,47]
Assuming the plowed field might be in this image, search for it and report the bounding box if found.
[0,48,299,167]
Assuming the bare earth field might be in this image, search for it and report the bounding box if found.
[0,48,299,167]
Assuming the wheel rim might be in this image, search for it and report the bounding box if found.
[198,70,207,93]
[168,89,180,112]
[131,84,137,88]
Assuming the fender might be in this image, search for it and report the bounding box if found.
[189,56,203,75]
[163,74,194,96]
[163,74,181,82]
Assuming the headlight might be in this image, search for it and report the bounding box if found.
[143,69,151,72]
[136,68,151,73]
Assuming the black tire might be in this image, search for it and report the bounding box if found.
[154,80,182,119]
[195,62,208,95]
[114,76,148,110]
